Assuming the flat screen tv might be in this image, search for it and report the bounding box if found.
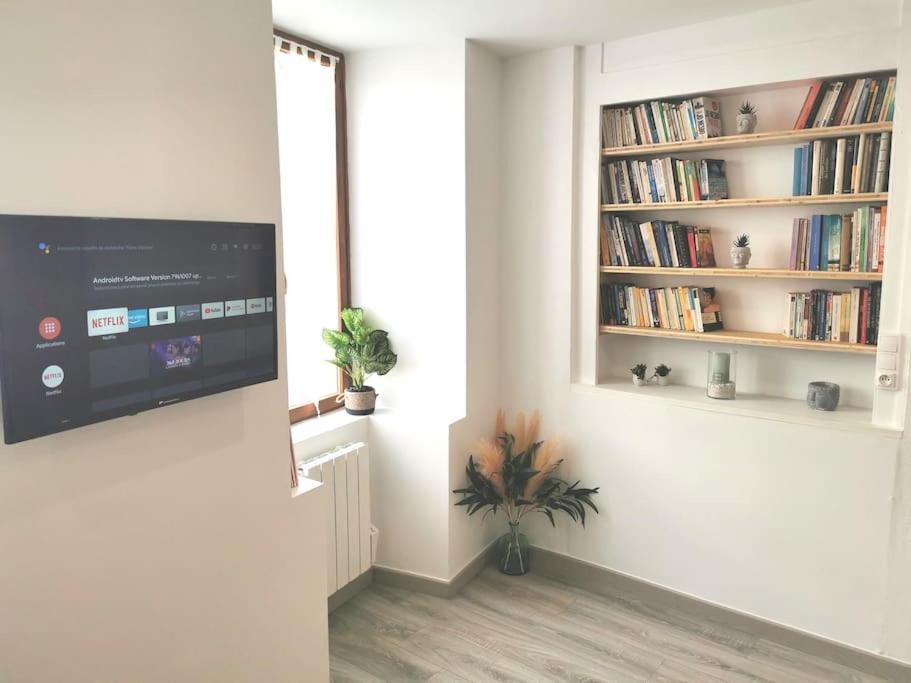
[0,214,278,444]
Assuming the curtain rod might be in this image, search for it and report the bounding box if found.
[273,27,344,62]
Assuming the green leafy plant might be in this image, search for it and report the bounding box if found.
[322,307,397,390]
[654,364,672,377]
[739,100,756,115]
[453,411,599,528]
[733,233,750,248]
[631,363,647,380]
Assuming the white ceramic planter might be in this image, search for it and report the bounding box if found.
[731,246,752,269]
[632,377,647,387]
[736,113,757,134]
[656,375,670,386]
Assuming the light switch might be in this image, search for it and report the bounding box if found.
[878,353,898,371]
[879,334,900,353]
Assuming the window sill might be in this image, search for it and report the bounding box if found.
[291,408,368,444]
[572,379,902,438]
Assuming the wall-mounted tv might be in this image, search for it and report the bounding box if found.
[0,215,278,444]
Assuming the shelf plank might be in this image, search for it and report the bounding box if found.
[599,266,883,281]
[601,121,894,157]
[599,325,877,354]
[575,381,900,437]
[601,193,888,212]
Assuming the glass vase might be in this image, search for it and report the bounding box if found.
[497,523,530,575]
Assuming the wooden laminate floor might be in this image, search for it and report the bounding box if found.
[329,567,895,683]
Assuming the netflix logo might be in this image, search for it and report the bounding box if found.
[86,307,129,337]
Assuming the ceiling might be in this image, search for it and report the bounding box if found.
[272,0,809,56]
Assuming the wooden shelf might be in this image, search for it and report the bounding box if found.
[600,266,883,281]
[601,122,893,157]
[601,193,888,212]
[599,325,877,354]
[574,381,900,437]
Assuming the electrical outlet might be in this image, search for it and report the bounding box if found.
[877,372,898,390]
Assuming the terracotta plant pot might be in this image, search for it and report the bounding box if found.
[344,386,376,415]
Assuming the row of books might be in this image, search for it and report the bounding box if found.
[794,76,896,129]
[783,285,881,345]
[600,216,717,268]
[601,97,722,148]
[600,284,723,332]
[792,133,891,196]
[602,157,728,205]
[789,207,887,273]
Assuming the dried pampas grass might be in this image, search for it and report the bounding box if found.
[475,438,506,496]
[525,438,563,497]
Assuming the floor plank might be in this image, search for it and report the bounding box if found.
[329,568,895,683]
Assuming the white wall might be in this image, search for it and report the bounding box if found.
[347,43,467,579]
[448,41,504,576]
[500,0,911,664]
[0,1,329,680]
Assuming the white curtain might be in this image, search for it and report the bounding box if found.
[274,39,340,408]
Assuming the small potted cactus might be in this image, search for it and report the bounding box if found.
[737,101,757,134]
[631,363,647,387]
[731,233,751,269]
[653,364,672,386]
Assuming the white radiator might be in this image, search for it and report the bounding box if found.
[298,442,376,596]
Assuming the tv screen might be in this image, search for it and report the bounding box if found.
[0,214,278,444]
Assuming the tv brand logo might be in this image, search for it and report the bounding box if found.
[41,364,64,389]
[39,316,62,340]
[86,308,129,337]
[201,301,224,320]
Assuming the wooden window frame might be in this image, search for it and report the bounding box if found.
[275,29,351,424]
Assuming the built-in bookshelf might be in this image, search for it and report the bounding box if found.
[597,70,896,411]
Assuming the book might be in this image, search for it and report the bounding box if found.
[794,75,895,129]
[788,208,885,273]
[603,157,729,205]
[600,284,724,333]
[602,95,723,148]
[792,134,890,196]
[782,286,880,344]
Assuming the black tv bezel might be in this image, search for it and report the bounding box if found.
[0,214,279,445]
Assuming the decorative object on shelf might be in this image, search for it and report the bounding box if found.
[807,381,841,411]
[706,350,737,399]
[453,411,600,576]
[652,364,672,386]
[731,234,752,269]
[631,363,648,386]
[322,307,397,415]
[737,101,758,134]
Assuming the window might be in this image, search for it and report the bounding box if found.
[273,31,350,422]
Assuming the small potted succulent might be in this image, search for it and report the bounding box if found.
[737,101,757,134]
[731,233,752,269]
[322,307,397,415]
[653,364,672,386]
[631,363,647,387]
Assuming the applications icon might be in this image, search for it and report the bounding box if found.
[41,365,64,389]
[37,241,51,255]
[38,316,62,340]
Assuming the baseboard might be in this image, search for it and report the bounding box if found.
[373,539,497,599]
[531,546,911,682]
[328,569,374,613]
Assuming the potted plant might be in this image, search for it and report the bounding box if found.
[631,363,647,386]
[653,364,672,386]
[453,411,599,575]
[731,233,752,269]
[737,101,757,134]
[322,307,397,415]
